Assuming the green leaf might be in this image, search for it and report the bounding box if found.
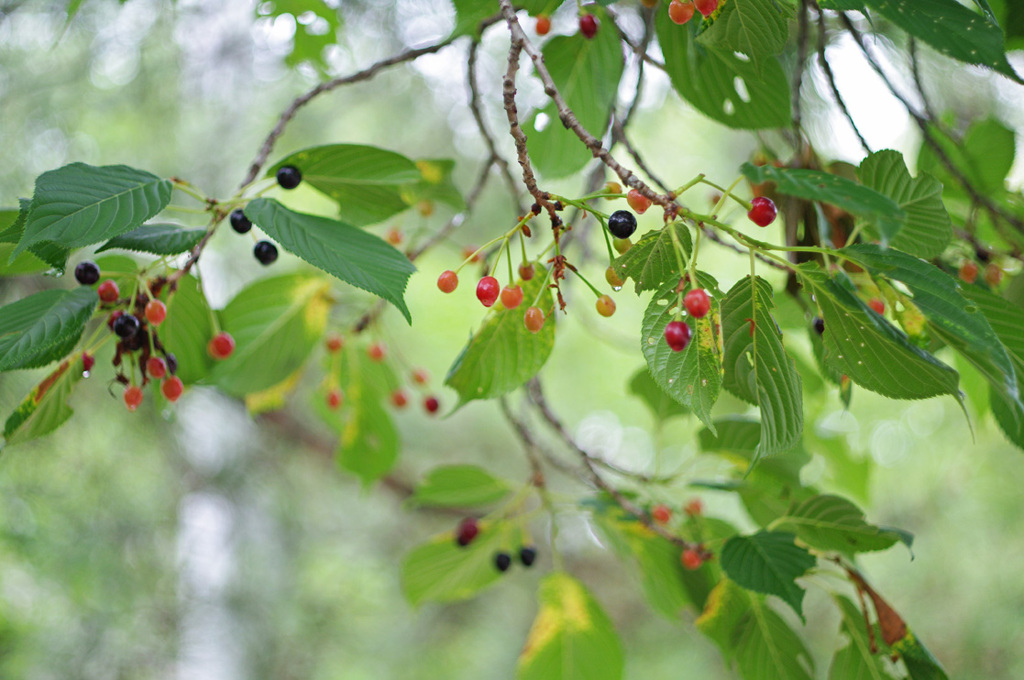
[865,0,1022,83]
[797,264,960,401]
[696,578,753,659]
[733,597,815,680]
[918,118,1016,197]
[779,495,902,555]
[400,524,507,606]
[209,273,330,396]
[611,221,692,294]
[892,631,950,680]
[13,163,172,257]
[0,287,97,372]
[317,348,401,484]
[526,8,624,178]
[2,200,70,272]
[589,503,695,618]
[720,531,815,618]
[410,465,511,508]
[829,596,895,680]
[655,9,790,129]
[159,275,214,385]
[97,223,205,256]
[0,207,22,242]
[267,144,421,227]
[840,244,1018,411]
[697,0,792,64]
[641,272,722,431]
[856,150,952,259]
[445,268,556,407]
[517,572,624,680]
[401,159,465,211]
[742,163,905,245]
[720,276,803,461]
[628,367,689,420]
[0,244,49,276]
[2,355,84,448]
[244,198,415,322]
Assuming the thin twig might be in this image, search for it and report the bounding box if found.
[701,224,789,270]
[792,0,812,140]
[815,9,871,154]
[908,37,939,124]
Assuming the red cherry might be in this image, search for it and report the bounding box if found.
[501,285,524,309]
[958,261,978,284]
[367,342,386,361]
[455,517,479,547]
[684,498,704,516]
[868,298,885,315]
[518,263,535,281]
[424,396,440,414]
[596,295,616,317]
[535,14,551,35]
[386,227,403,246]
[82,352,95,373]
[747,196,777,227]
[681,548,703,570]
[124,385,143,412]
[524,306,545,333]
[664,321,692,352]
[694,0,718,17]
[391,389,409,408]
[97,279,120,303]
[684,289,711,318]
[668,0,695,24]
[162,376,184,402]
[412,368,430,384]
[437,270,459,293]
[145,299,167,325]
[207,332,235,360]
[985,263,1003,287]
[579,13,598,38]
[325,334,344,352]
[461,245,481,263]
[326,388,343,410]
[652,504,672,524]
[476,276,501,307]
[147,356,167,379]
[626,189,652,214]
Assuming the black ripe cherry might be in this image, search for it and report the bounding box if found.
[276,165,302,189]
[254,240,278,265]
[75,261,100,285]
[684,289,710,318]
[455,517,479,547]
[494,552,513,572]
[165,353,179,375]
[229,209,252,233]
[113,313,140,339]
[813,317,825,335]
[747,196,777,227]
[579,13,598,39]
[476,276,500,307]
[519,546,537,567]
[607,210,637,239]
[664,320,692,352]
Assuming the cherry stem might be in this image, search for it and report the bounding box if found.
[527,264,555,308]
[710,176,745,217]
[567,266,603,298]
[671,173,706,197]
[171,178,209,204]
[698,177,752,212]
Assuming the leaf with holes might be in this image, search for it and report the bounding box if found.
[410,465,511,508]
[97,223,206,256]
[721,531,815,618]
[720,276,803,461]
[743,163,905,245]
[445,268,556,407]
[857,150,952,259]
[517,572,624,680]
[698,0,793,65]
[13,163,172,258]
[841,244,1017,412]
[401,523,508,606]
[642,272,722,431]
[526,7,624,178]
[778,495,904,555]
[267,144,421,226]
[655,10,790,129]
[2,355,85,448]
[865,0,1021,83]
[611,221,692,294]
[244,198,415,322]
[796,264,960,401]
[0,288,97,372]
[209,273,330,396]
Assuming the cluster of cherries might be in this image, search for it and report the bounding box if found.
[455,517,537,573]
[323,335,441,415]
[75,260,238,411]
[226,165,303,265]
[650,498,712,570]
[667,0,718,24]
[958,259,1003,287]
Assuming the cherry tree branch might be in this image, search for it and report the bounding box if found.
[815,9,871,154]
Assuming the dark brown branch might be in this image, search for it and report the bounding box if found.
[792,0,812,140]
[815,9,871,154]
[907,37,939,125]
